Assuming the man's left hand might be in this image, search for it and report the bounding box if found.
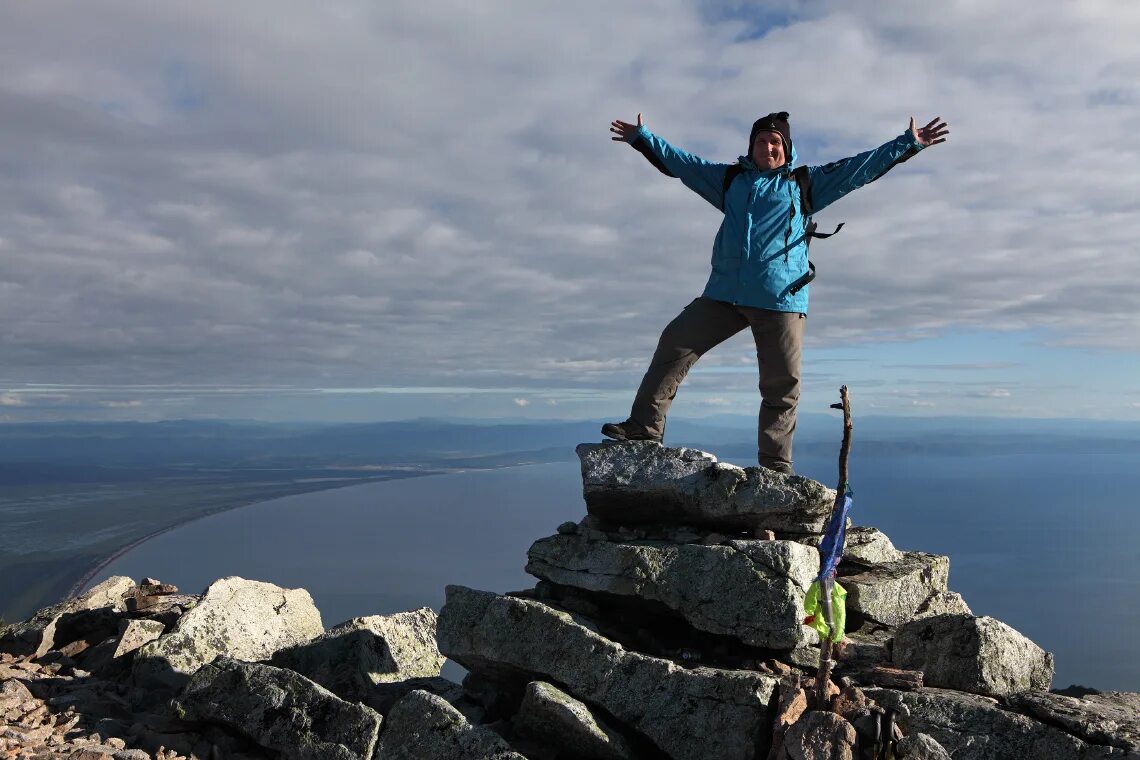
[909,116,949,147]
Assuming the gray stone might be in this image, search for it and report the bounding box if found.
[1006,690,1140,753]
[438,585,778,760]
[841,553,949,627]
[866,687,1131,760]
[893,614,1053,697]
[577,442,835,532]
[913,591,972,619]
[800,526,903,566]
[113,619,165,658]
[271,608,444,701]
[1,576,135,657]
[896,733,951,760]
[526,533,817,648]
[781,710,856,760]
[376,689,525,759]
[365,676,465,715]
[513,681,633,760]
[132,577,323,690]
[176,656,381,760]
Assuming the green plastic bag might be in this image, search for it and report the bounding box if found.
[803,580,847,643]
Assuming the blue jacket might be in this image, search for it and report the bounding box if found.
[633,124,924,312]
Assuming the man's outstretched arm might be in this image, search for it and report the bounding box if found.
[807,116,949,213]
[611,113,731,211]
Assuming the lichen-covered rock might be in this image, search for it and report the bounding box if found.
[1,576,135,658]
[1006,690,1140,754]
[577,442,835,532]
[176,656,381,760]
[896,732,952,760]
[841,553,949,627]
[866,687,1125,760]
[376,689,524,759]
[132,577,323,690]
[802,526,904,566]
[112,619,166,659]
[438,585,777,760]
[526,533,817,648]
[781,710,856,760]
[892,614,1053,697]
[513,681,633,760]
[271,608,444,702]
[913,591,972,619]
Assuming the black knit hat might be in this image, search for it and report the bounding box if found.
[749,111,791,156]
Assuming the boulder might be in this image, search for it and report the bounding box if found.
[132,577,323,690]
[801,526,903,566]
[1,576,135,657]
[781,710,856,760]
[112,620,165,659]
[513,680,634,760]
[365,675,466,716]
[913,591,971,619]
[438,585,778,760]
[896,733,952,760]
[375,689,525,759]
[526,533,817,648]
[577,442,835,532]
[866,687,1125,760]
[176,656,381,760]
[1006,690,1140,754]
[892,614,1053,697]
[271,608,444,702]
[841,553,949,627]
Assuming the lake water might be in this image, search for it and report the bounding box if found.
[92,446,1140,692]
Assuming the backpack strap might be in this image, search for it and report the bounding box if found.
[722,163,744,205]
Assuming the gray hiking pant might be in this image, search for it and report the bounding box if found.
[629,297,805,470]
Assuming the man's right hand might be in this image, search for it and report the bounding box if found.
[610,113,643,143]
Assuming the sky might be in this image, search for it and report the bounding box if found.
[2,0,1139,424]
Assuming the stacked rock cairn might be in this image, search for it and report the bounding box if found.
[2,442,1138,759]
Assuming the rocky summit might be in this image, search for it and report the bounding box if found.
[2,441,1138,759]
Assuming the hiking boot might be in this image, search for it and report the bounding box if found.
[601,419,662,443]
[760,461,795,476]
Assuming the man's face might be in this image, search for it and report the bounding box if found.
[750,130,786,170]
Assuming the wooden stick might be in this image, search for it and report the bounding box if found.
[813,386,853,709]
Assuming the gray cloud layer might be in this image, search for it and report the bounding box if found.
[2,1,1138,408]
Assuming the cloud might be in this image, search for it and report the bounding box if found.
[513,398,530,407]
[0,393,28,407]
[0,0,1138,417]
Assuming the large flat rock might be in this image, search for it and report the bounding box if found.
[893,614,1053,697]
[271,608,444,702]
[1006,690,1140,754]
[132,577,324,690]
[866,687,1133,760]
[176,656,382,760]
[437,585,778,760]
[841,552,949,627]
[577,442,835,532]
[526,533,817,648]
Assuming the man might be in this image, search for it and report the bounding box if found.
[602,111,949,474]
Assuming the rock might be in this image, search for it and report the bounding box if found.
[513,681,633,760]
[525,533,817,648]
[892,614,1053,697]
[176,656,381,760]
[438,585,778,760]
[913,591,972,619]
[1,577,135,658]
[271,608,444,702]
[132,577,323,691]
[375,689,525,759]
[113,620,165,659]
[577,442,835,532]
[866,687,1124,760]
[781,710,856,760]
[841,553,949,627]
[557,521,578,535]
[896,732,952,760]
[1006,690,1140,753]
[365,675,465,716]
